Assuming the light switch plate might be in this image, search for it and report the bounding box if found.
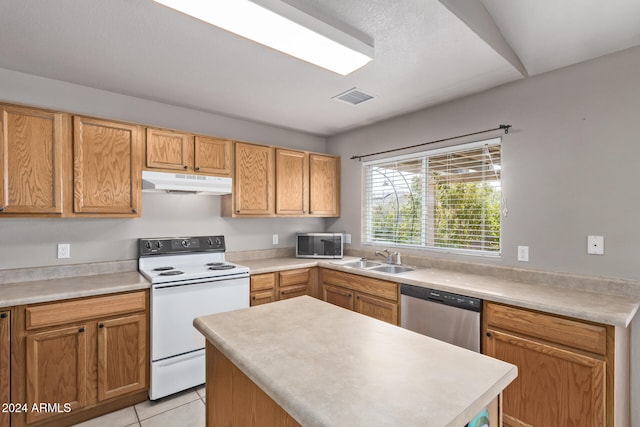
[272,234,279,245]
[587,235,604,255]
[517,245,529,262]
[57,243,70,259]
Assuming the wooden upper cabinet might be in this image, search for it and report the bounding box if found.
[194,136,233,176]
[145,128,233,177]
[233,142,274,215]
[73,116,142,216]
[276,148,308,215]
[145,127,193,171]
[309,154,340,217]
[0,104,69,215]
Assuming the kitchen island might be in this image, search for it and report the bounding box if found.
[194,296,517,426]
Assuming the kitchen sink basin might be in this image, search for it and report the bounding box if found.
[369,264,415,274]
[340,259,383,268]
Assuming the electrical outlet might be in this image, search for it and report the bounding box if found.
[344,233,352,244]
[517,245,529,262]
[272,234,279,245]
[57,243,70,259]
[587,235,604,255]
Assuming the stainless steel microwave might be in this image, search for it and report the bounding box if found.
[296,233,343,259]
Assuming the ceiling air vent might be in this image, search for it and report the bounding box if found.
[332,87,375,106]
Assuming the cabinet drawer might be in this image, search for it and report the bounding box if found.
[278,268,310,287]
[250,273,276,292]
[486,302,607,355]
[320,269,398,302]
[278,284,308,300]
[26,291,147,330]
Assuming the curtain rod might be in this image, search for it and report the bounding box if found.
[350,124,512,161]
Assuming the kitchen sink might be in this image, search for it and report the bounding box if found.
[369,264,415,274]
[339,259,383,268]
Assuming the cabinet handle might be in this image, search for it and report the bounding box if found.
[356,296,360,300]
[236,210,240,213]
[99,323,105,328]
[183,165,188,170]
[78,327,85,333]
[251,296,256,300]
[348,293,352,298]
[0,313,7,319]
[0,206,4,212]
[132,208,138,214]
[486,332,491,337]
[195,166,200,171]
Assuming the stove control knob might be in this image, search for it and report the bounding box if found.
[145,241,152,250]
[181,240,190,248]
[155,241,162,249]
[215,237,222,247]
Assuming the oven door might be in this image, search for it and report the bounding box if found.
[151,277,249,361]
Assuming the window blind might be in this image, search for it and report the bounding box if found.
[363,138,501,254]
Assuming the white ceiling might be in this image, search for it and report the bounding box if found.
[0,0,639,136]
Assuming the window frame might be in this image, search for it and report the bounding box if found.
[361,138,502,257]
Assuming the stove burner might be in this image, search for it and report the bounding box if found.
[207,263,235,270]
[153,266,175,272]
[159,270,184,276]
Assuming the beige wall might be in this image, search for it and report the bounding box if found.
[327,45,640,282]
[0,68,326,269]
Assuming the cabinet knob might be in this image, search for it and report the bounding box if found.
[183,165,188,170]
[0,206,4,212]
[78,327,85,333]
[348,293,352,298]
[251,296,256,300]
[132,208,138,214]
[195,166,200,171]
[486,332,492,337]
[99,323,105,328]
[0,313,7,319]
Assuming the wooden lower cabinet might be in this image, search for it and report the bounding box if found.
[250,268,315,306]
[320,269,399,325]
[207,342,301,427]
[13,291,149,426]
[483,302,611,427]
[250,273,276,306]
[1,310,10,427]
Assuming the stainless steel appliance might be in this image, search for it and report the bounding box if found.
[138,235,249,400]
[400,284,482,352]
[296,232,343,259]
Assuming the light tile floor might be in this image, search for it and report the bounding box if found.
[72,386,206,427]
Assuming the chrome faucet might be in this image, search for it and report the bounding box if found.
[375,249,393,263]
[375,249,402,264]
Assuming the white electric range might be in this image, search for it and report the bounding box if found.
[138,235,249,400]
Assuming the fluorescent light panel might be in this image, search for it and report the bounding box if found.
[154,0,373,75]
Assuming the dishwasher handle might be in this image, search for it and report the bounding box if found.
[400,283,482,312]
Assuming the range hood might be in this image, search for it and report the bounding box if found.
[142,171,232,194]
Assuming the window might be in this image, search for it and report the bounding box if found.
[362,138,501,255]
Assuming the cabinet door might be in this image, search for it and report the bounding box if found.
[234,142,274,215]
[323,284,354,311]
[276,148,308,215]
[251,290,276,306]
[97,314,147,401]
[309,154,339,216]
[485,328,605,427]
[0,105,67,214]
[73,116,142,216]
[355,293,398,325]
[0,311,9,427]
[26,325,88,424]
[146,127,193,171]
[194,136,232,176]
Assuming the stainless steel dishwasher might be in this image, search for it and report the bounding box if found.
[400,284,482,352]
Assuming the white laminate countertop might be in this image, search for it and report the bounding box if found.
[236,256,640,327]
[194,296,517,427]
[0,271,149,307]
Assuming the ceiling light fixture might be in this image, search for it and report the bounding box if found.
[153,0,374,76]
